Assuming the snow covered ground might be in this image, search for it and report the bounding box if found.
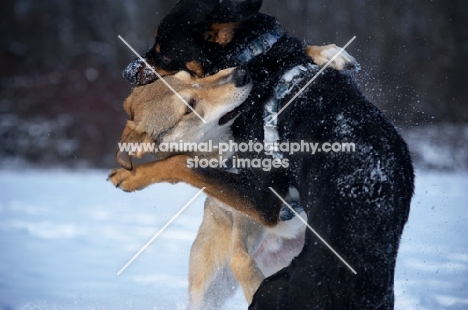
[0,169,467,309]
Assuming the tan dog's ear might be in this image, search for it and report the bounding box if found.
[204,22,240,46]
[116,121,148,171]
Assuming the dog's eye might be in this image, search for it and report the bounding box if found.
[185,98,197,114]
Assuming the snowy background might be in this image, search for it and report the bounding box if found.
[0,167,467,310]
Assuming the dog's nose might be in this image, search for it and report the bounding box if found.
[233,68,251,87]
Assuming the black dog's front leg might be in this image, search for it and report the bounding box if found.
[195,166,289,226]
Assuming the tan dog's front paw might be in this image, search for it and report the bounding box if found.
[306,44,357,70]
[108,157,189,192]
[108,168,146,192]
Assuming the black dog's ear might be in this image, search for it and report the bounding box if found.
[203,0,262,45]
[213,0,263,22]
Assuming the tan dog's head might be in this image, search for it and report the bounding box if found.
[117,67,252,170]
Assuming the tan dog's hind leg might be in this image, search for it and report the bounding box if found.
[188,198,236,309]
[306,44,357,70]
[229,213,265,304]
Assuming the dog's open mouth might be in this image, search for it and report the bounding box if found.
[219,105,244,126]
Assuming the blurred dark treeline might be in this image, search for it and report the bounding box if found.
[0,0,467,168]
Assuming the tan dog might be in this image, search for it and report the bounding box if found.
[109,67,307,309]
[114,68,250,170]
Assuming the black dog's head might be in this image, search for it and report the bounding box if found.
[123,0,268,85]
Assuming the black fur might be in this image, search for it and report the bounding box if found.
[124,1,414,308]
[123,0,264,83]
[247,67,414,309]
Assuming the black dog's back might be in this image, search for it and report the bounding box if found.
[249,68,414,309]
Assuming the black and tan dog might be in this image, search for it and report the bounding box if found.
[111,0,414,309]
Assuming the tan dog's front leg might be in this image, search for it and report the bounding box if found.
[108,155,283,227]
[108,157,186,192]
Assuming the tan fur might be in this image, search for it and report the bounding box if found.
[186,60,204,77]
[109,155,278,226]
[188,197,266,308]
[188,197,234,308]
[114,68,251,162]
[152,66,178,77]
[205,22,240,45]
[108,68,305,308]
[306,44,356,70]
